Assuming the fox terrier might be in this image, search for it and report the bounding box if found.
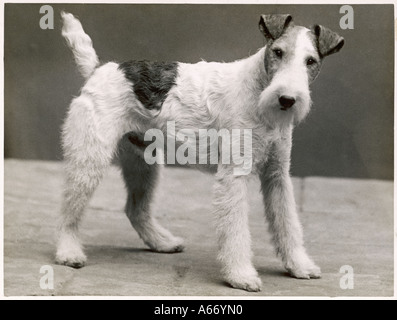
[55,12,344,292]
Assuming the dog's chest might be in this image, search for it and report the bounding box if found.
[251,126,289,172]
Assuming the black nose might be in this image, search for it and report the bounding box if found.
[279,95,296,110]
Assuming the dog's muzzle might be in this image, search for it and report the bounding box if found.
[279,95,296,111]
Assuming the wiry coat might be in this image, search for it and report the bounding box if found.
[56,12,344,292]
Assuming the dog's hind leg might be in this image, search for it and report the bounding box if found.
[118,134,184,253]
[55,85,130,267]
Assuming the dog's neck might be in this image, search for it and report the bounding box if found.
[227,47,278,127]
[236,47,268,93]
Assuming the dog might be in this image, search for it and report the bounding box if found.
[55,12,344,292]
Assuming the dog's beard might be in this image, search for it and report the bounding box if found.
[256,81,312,128]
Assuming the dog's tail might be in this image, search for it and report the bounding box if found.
[61,11,99,79]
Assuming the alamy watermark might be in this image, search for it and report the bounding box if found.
[339,265,354,290]
[39,265,54,290]
[142,121,253,176]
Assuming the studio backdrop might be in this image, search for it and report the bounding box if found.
[4,3,394,180]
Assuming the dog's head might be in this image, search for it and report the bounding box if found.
[257,14,344,126]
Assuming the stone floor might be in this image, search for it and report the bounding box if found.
[3,159,394,297]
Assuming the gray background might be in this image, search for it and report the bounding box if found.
[4,4,394,179]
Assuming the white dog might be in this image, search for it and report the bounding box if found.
[55,12,344,292]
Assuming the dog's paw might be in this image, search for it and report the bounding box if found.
[55,252,87,268]
[55,248,87,268]
[285,248,321,279]
[148,236,185,253]
[225,269,262,292]
[55,234,87,268]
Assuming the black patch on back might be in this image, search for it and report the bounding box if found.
[119,60,178,110]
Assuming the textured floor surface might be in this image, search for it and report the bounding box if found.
[3,159,394,297]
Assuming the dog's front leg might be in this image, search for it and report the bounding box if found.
[213,165,262,292]
[259,133,321,279]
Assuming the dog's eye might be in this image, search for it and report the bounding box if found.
[273,49,283,58]
[306,57,317,66]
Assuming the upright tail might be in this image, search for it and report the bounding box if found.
[61,12,99,79]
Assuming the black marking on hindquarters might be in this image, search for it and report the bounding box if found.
[119,60,179,110]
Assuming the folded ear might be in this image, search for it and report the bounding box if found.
[312,25,345,57]
[259,14,293,41]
